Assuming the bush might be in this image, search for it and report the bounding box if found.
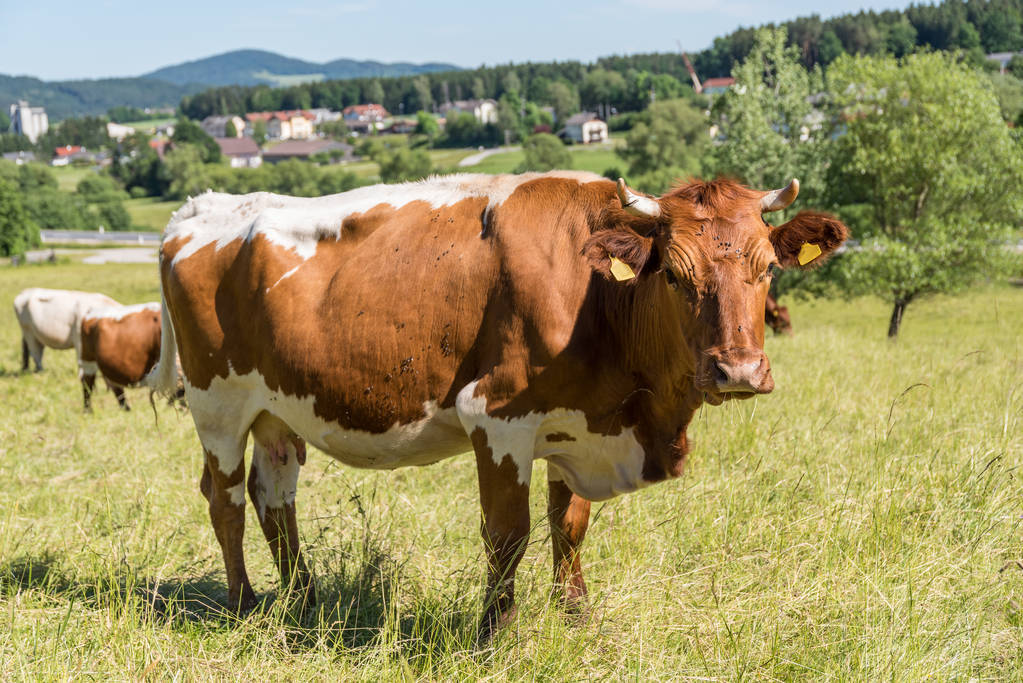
[515,133,571,173]
[96,201,133,231]
[0,176,40,256]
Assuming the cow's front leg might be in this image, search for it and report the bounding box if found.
[247,440,314,608]
[471,426,532,642]
[547,475,590,612]
[199,447,256,612]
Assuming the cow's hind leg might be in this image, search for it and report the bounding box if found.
[547,474,590,613]
[247,415,313,608]
[23,334,43,372]
[80,372,96,411]
[21,337,29,372]
[198,435,257,612]
[111,385,129,411]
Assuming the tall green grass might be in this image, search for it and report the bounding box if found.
[1,262,1020,678]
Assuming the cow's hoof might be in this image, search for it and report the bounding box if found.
[476,605,517,646]
[121,405,131,412]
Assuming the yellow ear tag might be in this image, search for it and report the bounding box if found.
[609,256,636,281]
[797,242,822,266]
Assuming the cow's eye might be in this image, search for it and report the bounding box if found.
[759,262,779,281]
[665,269,680,290]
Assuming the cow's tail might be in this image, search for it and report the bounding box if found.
[146,278,180,400]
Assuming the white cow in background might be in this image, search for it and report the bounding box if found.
[13,288,120,372]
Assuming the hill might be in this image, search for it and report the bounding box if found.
[0,74,203,122]
[143,49,460,87]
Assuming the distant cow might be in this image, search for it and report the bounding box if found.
[765,292,792,335]
[14,288,120,372]
[149,173,847,638]
[78,302,162,411]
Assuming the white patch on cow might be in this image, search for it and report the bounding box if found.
[265,265,301,293]
[164,172,606,266]
[454,380,649,500]
[182,366,471,476]
[225,482,246,506]
[83,301,160,323]
[250,443,300,522]
[78,360,98,377]
[14,288,120,351]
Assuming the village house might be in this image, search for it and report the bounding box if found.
[439,99,498,125]
[51,145,101,166]
[244,111,316,140]
[262,139,355,164]
[701,77,735,96]
[214,137,263,168]
[342,104,389,135]
[106,122,135,141]
[2,151,35,165]
[9,100,48,143]
[561,112,608,144]
[201,115,246,139]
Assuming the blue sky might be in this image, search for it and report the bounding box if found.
[3,0,915,81]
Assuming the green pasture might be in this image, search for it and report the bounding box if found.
[460,141,623,176]
[124,197,180,232]
[0,262,1020,679]
[50,165,93,192]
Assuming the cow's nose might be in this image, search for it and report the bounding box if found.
[714,354,773,394]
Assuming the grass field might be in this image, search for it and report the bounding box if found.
[49,165,94,193]
[462,141,624,176]
[124,197,181,231]
[1,262,1021,679]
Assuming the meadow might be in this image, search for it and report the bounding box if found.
[0,260,1020,679]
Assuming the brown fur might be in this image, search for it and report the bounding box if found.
[79,306,162,410]
[770,210,849,269]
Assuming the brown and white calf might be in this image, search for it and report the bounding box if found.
[78,302,162,411]
[148,172,847,637]
[14,288,120,372]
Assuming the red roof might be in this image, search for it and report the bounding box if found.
[54,145,82,156]
[246,110,313,122]
[702,77,736,88]
[342,104,389,117]
[214,137,261,156]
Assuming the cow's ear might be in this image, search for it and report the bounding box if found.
[770,211,848,269]
[583,228,656,284]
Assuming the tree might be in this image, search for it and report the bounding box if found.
[171,119,221,163]
[515,133,571,172]
[96,200,132,231]
[711,27,825,207]
[0,177,39,256]
[76,174,127,203]
[546,81,580,125]
[376,146,432,183]
[164,144,212,200]
[252,120,267,147]
[414,111,441,141]
[224,119,238,137]
[366,80,385,105]
[825,52,1023,337]
[617,98,709,194]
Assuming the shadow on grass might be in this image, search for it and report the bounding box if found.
[0,540,480,667]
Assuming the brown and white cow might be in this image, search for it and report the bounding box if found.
[148,172,847,637]
[765,292,792,335]
[14,288,120,372]
[78,302,162,411]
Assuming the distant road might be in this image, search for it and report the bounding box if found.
[458,146,520,167]
[41,230,160,245]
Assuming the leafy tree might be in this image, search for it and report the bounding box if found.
[414,111,441,141]
[18,164,58,192]
[0,176,39,256]
[23,191,98,230]
[521,101,553,133]
[252,119,268,146]
[546,81,580,125]
[318,119,349,140]
[164,144,212,200]
[96,200,132,231]
[0,111,10,131]
[818,29,845,64]
[885,19,918,57]
[712,27,825,207]
[1008,55,1023,79]
[618,98,709,194]
[171,119,221,163]
[411,76,433,112]
[987,72,1023,122]
[224,119,238,137]
[580,68,627,119]
[825,52,1023,337]
[497,91,524,142]
[76,174,127,203]
[515,133,571,172]
[366,80,386,104]
[377,147,432,183]
[502,70,522,96]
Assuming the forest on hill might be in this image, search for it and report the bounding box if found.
[180,0,1023,119]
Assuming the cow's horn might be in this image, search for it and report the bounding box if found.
[617,178,661,218]
[761,178,799,212]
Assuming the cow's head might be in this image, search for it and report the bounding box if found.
[585,177,847,406]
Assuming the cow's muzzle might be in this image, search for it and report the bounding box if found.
[709,350,774,395]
